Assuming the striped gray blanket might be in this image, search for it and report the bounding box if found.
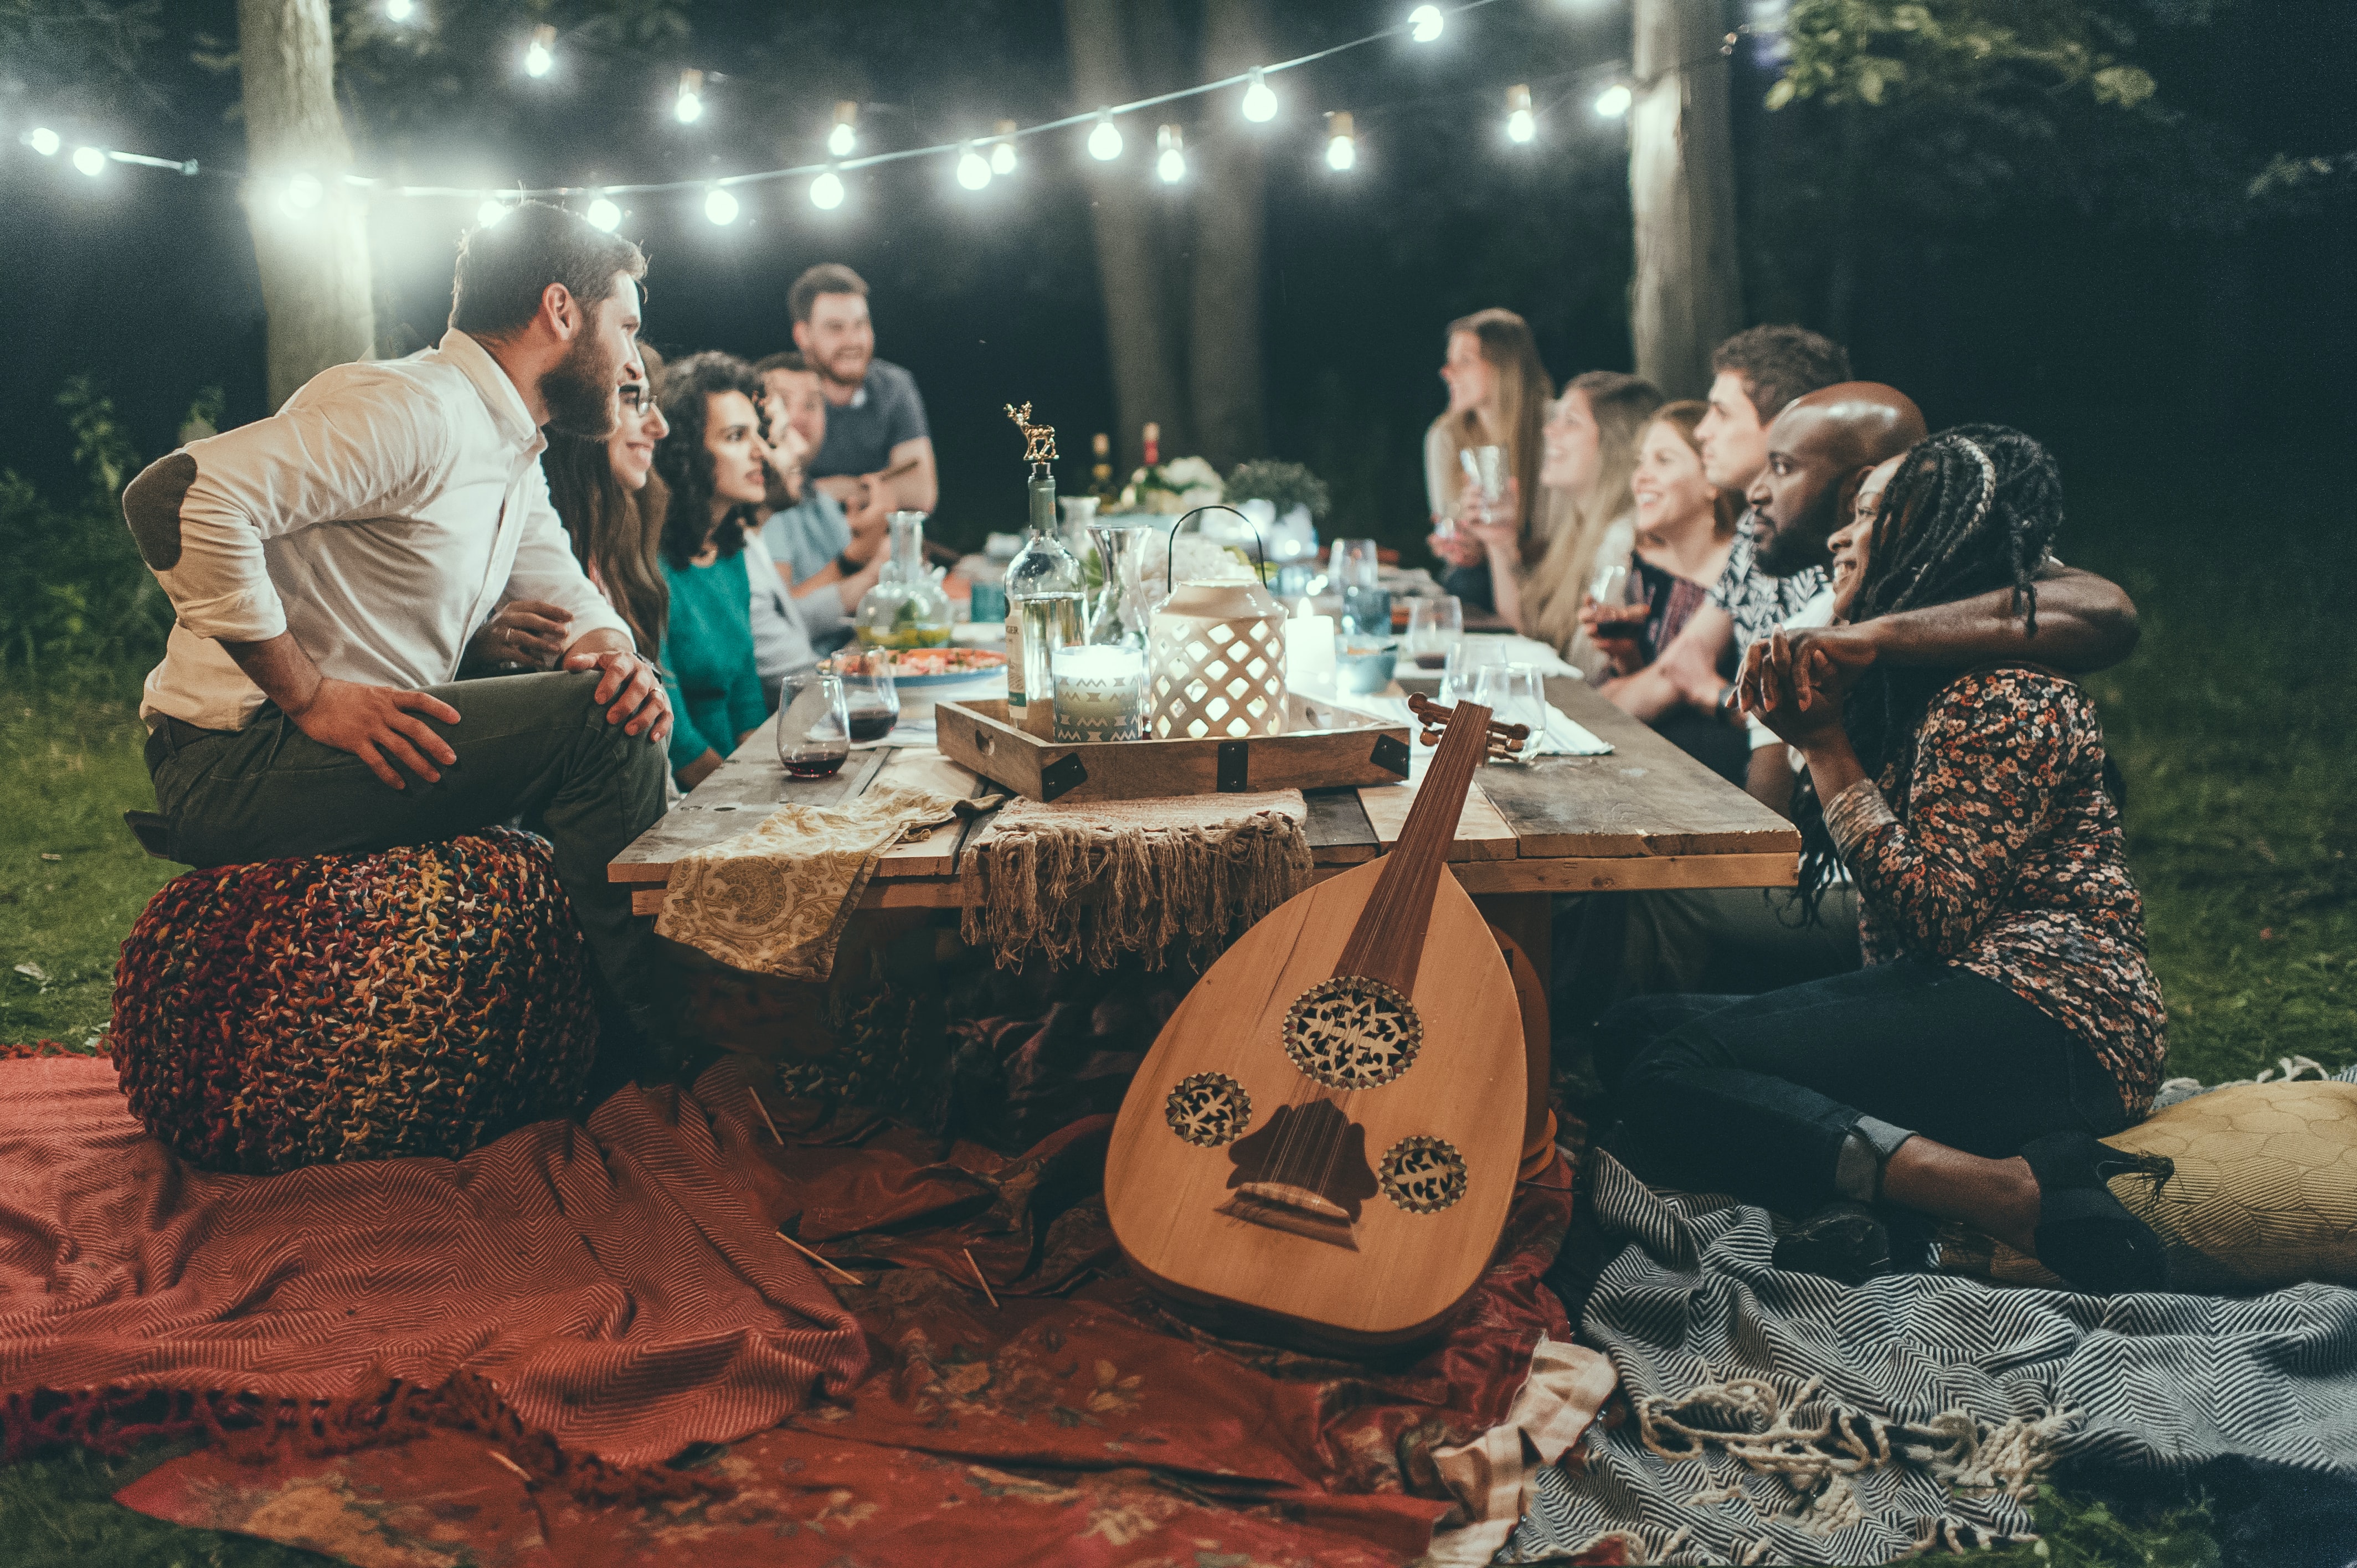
[1504,1089,2357,1564]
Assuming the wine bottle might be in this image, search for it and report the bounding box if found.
[1005,424,1084,738]
[1141,420,1161,469]
[1090,431,1118,504]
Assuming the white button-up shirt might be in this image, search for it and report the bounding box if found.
[139,329,631,730]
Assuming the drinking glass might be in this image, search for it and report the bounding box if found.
[1470,663,1547,763]
[1329,538,1380,591]
[1586,557,1648,647]
[1440,638,1507,707]
[1403,596,1464,673]
[777,670,852,778]
[835,648,900,745]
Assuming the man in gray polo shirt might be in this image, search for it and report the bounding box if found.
[790,263,938,518]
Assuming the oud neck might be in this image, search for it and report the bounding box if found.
[1332,701,1492,993]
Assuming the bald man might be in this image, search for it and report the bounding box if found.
[1747,383,1927,581]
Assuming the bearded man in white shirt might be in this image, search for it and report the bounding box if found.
[121,200,675,1087]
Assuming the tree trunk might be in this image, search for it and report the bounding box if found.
[237,0,374,411]
[1627,0,1743,399]
[1185,0,1268,471]
[1066,0,1187,472]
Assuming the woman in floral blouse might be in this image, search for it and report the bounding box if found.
[1603,426,2169,1293]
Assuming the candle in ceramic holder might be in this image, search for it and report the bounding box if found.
[1286,613,1337,695]
[1051,643,1145,742]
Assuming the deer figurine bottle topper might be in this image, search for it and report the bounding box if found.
[1005,402,1058,470]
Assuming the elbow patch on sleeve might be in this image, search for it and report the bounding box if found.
[122,451,198,570]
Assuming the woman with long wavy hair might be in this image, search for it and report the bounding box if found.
[1422,308,1552,611]
[1599,427,2169,1295]
[651,352,773,790]
[541,358,671,661]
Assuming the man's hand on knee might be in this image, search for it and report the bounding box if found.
[287,679,462,791]
[563,647,671,746]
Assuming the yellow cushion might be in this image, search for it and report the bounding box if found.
[1941,1081,2357,1292]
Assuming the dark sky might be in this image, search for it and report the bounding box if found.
[3,0,2351,548]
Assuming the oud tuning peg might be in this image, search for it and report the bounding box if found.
[1419,729,1441,746]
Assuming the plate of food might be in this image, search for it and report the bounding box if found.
[881,646,1008,688]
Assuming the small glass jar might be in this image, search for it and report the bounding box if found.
[855,511,954,651]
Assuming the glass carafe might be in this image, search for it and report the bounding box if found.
[854,510,953,650]
[1085,524,1157,651]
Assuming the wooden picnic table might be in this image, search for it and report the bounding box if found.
[610,675,1799,931]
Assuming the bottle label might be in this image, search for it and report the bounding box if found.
[1006,605,1025,708]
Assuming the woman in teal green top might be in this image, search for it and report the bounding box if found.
[652,353,774,789]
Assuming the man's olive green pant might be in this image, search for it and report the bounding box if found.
[140,671,669,1056]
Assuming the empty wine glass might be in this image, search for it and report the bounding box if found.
[1471,663,1546,764]
[778,670,851,778]
[1330,537,1380,591]
[1440,637,1506,707]
[1404,596,1463,673]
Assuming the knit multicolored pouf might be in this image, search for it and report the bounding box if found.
[112,828,600,1174]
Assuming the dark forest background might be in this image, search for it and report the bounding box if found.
[3,0,2351,555]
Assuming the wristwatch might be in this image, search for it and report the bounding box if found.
[835,549,862,577]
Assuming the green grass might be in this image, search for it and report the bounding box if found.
[1,461,2350,1565]
[0,675,175,1047]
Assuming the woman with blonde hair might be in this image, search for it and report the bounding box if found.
[1423,308,1552,610]
[1460,371,1662,672]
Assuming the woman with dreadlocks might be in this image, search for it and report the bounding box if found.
[1603,426,2169,1293]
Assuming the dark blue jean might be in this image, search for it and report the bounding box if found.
[1601,957,2131,1216]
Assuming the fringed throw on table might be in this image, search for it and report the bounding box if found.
[960,788,1313,971]
[656,785,967,982]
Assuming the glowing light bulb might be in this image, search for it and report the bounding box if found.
[1087,110,1122,161]
[523,24,555,78]
[1594,82,1633,118]
[586,194,621,231]
[284,172,323,210]
[674,70,704,125]
[991,119,1018,175]
[810,169,845,210]
[827,102,857,158]
[1409,4,1444,43]
[385,0,416,20]
[1506,84,1535,143]
[1242,66,1278,123]
[956,142,991,190]
[1156,124,1185,184]
[1324,112,1356,172]
[27,127,61,157]
[703,185,737,225]
[71,145,106,177]
[476,198,511,228]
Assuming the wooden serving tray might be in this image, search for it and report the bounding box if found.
[936,696,1412,803]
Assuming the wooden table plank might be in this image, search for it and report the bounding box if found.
[871,749,983,878]
[1355,777,1519,862]
[1469,679,1802,861]
[609,737,889,883]
[1304,787,1381,865]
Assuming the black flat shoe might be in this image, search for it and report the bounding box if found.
[1774,1201,1892,1285]
[2020,1131,2173,1294]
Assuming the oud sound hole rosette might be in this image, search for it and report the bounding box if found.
[1282,977,1423,1090]
[1165,1072,1252,1147]
[1380,1136,1468,1214]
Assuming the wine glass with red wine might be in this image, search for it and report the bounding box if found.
[837,649,901,744]
[1404,595,1463,672]
[778,671,852,779]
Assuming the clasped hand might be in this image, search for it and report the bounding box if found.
[1737,623,1877,745]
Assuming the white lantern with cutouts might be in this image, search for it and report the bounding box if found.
[1144,509,1290,739]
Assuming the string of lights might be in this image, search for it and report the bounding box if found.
[10,1,1746,232]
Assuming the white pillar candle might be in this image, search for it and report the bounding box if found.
[1286,613,1336,695]
[1051,643,1146,741]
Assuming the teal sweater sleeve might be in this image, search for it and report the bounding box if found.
[661,656,708,775]
[726,638,768,744]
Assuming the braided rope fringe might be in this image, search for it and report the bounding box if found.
[1635,1373,2073,1549]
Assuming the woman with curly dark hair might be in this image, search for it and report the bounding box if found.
[1600,427,2170,1294]
[651,352,774,789]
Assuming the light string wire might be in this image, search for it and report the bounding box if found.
[13,0,1646,200]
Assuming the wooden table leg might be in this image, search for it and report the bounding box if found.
[1476,891,1557,1178]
